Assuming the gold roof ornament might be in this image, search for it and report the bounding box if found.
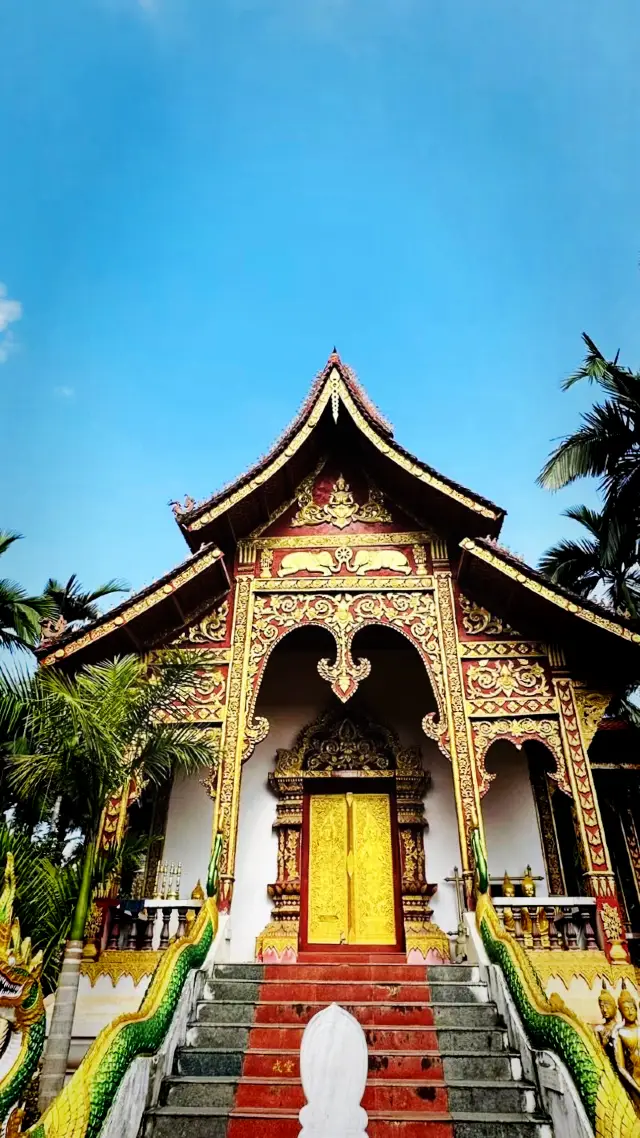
[521,865,536,897]
[191,880,206,901]
[291,473,392,530]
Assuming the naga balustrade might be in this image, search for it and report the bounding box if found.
[104,898,203,953]
[492,896,600,952]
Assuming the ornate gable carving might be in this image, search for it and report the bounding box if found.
[291,473,392,530]
[272,707,420,780]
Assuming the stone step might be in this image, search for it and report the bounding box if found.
[197,998,441,1027]
[162,1076,535,1115]
[144,1106,552,1138]
[433,1004,499,1028]
[202,978,488,1004]
[231,1048,517,1081]
[183,1023,508,1053]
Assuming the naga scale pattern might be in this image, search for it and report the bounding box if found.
[25,898,217,1138]
[471,829,640,1138]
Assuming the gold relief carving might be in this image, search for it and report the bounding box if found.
[470,717,569,798]
[80,950,163,988]
[405,922,451,964]
[555,678,611,881]
[600,903,625,943]
[260,548,274,578]
[291,472,392,529]
[308,794,350,943]
[199,727,222,800]
[257,531,429,550]
[460,538,640,644]
[216,577,252,893]
[350,793,397,945]
[465,659,550,700]
[459,641,545,659]
[174,601,229,645]
[573,685,611,751]
[244,590,447,748]
[277,547,412,577]
[413,545,429,576]
[466,696,556,718]
[458,592,516,637]
[433,571,480,863]
[156,657,227,722]
[261,575,431,592]
[526,950,636,990]
[41,547,224,665]
[255,918,299,963]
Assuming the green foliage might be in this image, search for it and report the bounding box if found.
[538,335,640,645]
[42,575,128,627]
[0,532,54,651]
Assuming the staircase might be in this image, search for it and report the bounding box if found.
[142,959,553,1138]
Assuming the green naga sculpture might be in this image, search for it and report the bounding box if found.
[0,854,46,1138]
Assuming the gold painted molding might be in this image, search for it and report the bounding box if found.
[80,950,163,988]
[528,950,637,991]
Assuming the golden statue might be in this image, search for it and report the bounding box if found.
[502,871,515,897]
[595,982,618,1062]
[613,981,640,1111]
[521,865,536,897]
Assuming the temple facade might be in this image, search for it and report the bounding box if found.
[40,352,640,1033]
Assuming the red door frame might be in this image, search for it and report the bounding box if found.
[299,777,405,954]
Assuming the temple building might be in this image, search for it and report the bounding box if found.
[37,353,640,1085]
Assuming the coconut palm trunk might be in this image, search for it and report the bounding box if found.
[38,836,95,1112]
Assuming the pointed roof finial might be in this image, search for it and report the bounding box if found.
[328,346,341,363]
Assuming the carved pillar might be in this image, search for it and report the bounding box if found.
[433,550,484,905]
[396,753,449,962]
[213,575,254,910]
[552,666,629,962]
[256,769,303,962]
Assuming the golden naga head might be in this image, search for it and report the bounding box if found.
[521,865,536,897]
[0,853,44,1007]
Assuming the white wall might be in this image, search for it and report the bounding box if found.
[482,740,548,892]
[229,638,462,961]
[163,769,214,900]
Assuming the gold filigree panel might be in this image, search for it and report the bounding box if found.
[458,592,516,637]
[156,656,227,723]
[459,640,545,659]
[308,794,349,944]
[292,473,392,529]
[244,590,447,752]
[276,546,413,577]
[572,685,611,751]
[471,717,570,798]
[173,601,229,645]
[465,659,550,700]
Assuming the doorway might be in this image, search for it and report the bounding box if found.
[301,781,403,951]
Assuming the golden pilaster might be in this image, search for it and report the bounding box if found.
[433,561,484,902]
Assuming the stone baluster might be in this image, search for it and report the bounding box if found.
[512,907,523,945]
[107,906,121,950]
[532,910,542,950]
[581,907,599,951]
[563,908,579,950]
[159,906,172,949]
[176,905,189,940]
[547,907,563,950]
[125,916,138,950]
[141,910,155,950]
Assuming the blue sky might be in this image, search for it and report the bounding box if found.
[2,0,639,605]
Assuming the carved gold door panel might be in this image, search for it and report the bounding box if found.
[307,792,397,946]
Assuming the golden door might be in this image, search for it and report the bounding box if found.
[307,792,397,945]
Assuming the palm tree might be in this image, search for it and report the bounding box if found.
[537,334,640,519]
[0,532,54,650]
[43,574,128,627]
[5,652,216,1110]
[539,505,640,619]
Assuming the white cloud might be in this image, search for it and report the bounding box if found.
[0,284,22,364]
[53,386,75,399]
